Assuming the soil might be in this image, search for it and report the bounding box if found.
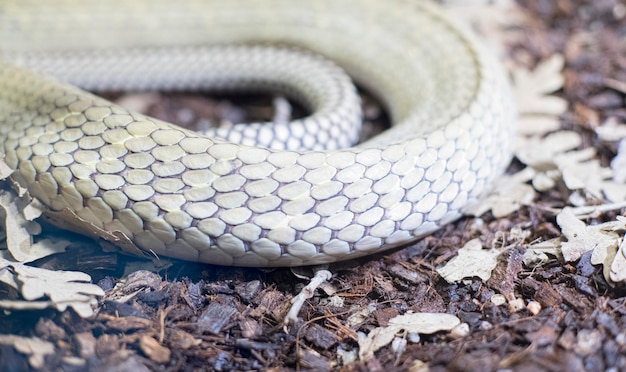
[1,1,626,371]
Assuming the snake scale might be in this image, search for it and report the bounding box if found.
[0,0,515,267]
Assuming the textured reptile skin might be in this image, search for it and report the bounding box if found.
[0,0,515,267]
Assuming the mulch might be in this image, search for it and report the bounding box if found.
[1,0,626,371]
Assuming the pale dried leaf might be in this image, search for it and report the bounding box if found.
[0,191,36,261]
[515,131,581,170]
[557,208,620,263]
[531,170,559,191]
[595,118,626,142]
[513,55,567,116]
[594,235,619,284]
[556,151,604,194]
[515,129,624,202]
[21,199,44,221]
[554,148,624,202]
[607,216,626,231]
[609,237,626,282]
[346,308,372,328]
[358,312,460,360]
[0,335,55,369]
[517,115,561,136]
[463,167,536,217]
[611,139,626,183]
[0,257,104,317]
[523,238,563,267]
[388,313,461,334]
[602,181,626,203]
[0,260,18,288]
[568,190,591,207]
[359,325,397,360]
[436,239,503,282]
[19,239,72,263]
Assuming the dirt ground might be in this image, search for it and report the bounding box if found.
[1,0,626,371]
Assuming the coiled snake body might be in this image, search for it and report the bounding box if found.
[0,1,515,267]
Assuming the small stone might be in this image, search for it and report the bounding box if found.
[449,322,470,339]
[490,294,506,306]
[527,300,542,315]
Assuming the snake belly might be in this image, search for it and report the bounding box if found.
[0,0,515,267]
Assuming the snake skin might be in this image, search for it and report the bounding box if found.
[0,0,515,267]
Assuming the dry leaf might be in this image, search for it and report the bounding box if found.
[531,169,560,191]
[516,130,625,203]
[609,237,626,282]
[0,257,104,317]
[22,239,73,263]
[554,209,626,284]
[517,115,562,137]
[388,313,461,334]
[436,239,503,282]
[358,312,460,360]
[555,149,607,195]
[611,139,626,184]
[21,199,44,221]
[463,167,536,218]
[0,191,38,261]
[514,55,567,115]
[557,208,620,263]
[523,238,563,267]
[513,55,568,136]
[555,148,625,203]
[595,118,626,142]
[515,131,581,170]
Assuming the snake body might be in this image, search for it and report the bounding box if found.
[0,0,515,267]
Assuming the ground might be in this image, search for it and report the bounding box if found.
[1,1,626,371]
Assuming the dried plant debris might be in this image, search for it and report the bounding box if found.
[436,239,504,282]
[557,208,622,263]
[358,312,461,361]
[612,139,626,184]
[463,167,536,218]
[0,191,41,262]
[523,238,563,267]
[513,55,568,136]
[0,157,103,317]
[0,158,75,264]
[527,208,626,284]
[0,257,104,317]
[595,117,626,142]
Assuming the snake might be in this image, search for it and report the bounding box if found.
[0,0,515,267]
